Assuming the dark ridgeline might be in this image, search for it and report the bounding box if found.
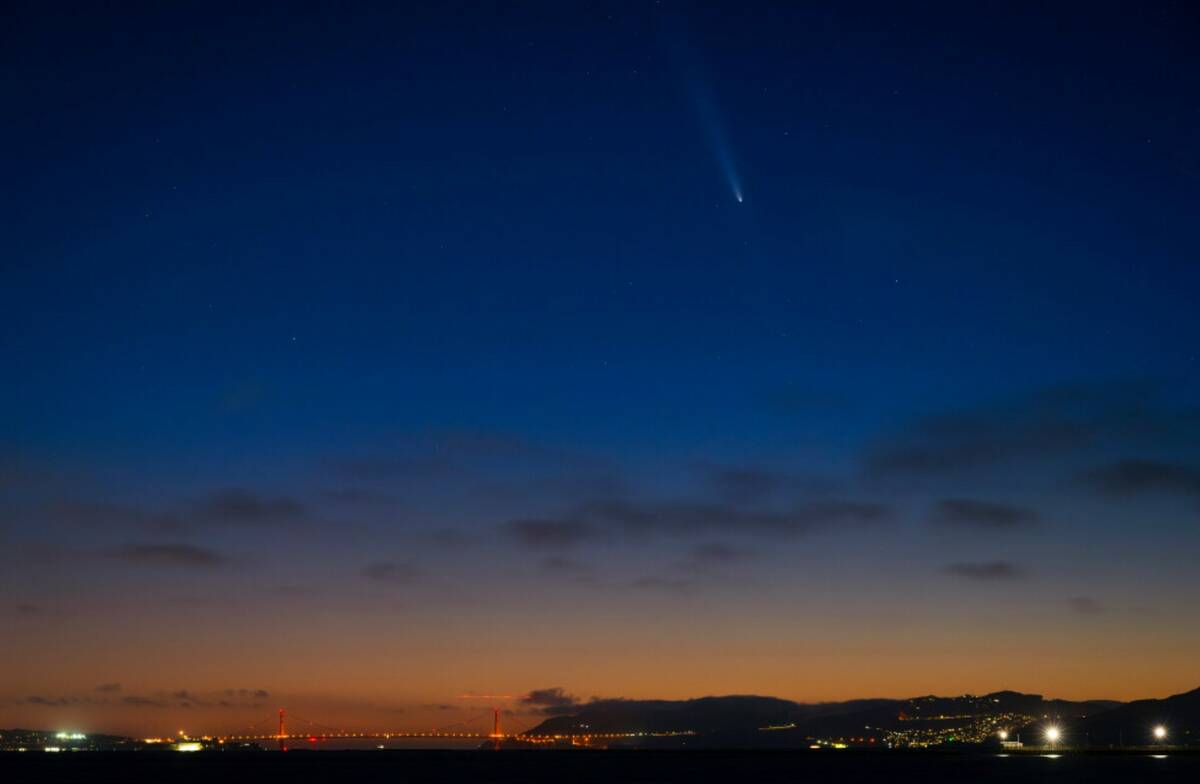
[1077,687,1200,747]
[516,689,1198,749]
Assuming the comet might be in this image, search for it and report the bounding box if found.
[665,20,745,205]
[687,76,744,204]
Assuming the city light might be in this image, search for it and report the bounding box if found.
[1044,726,1061,745]
[1154,725,1168,741]
[998,730,1008,740]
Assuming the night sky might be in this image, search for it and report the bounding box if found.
[4,1,1200,735]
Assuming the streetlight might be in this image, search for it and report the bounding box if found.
[1154,725,1167,742]
[998,730,1008,741]
[1044,726,1061,746]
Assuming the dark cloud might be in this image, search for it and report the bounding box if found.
[171,689,210,707]
[932,498,1039,530]
[362,560,421,585]
[502,519,600,549]
[26,695,78,706]
[538,556,590,574]
[112,543,226,568]
[418,528,476,548]
[16,603,42,615]
[1078,459,1200,498]
[502,498,889,550]
[944,561,1026,580]
[327,432,624,513]
[475,472,627,507]
[700,466,787,503]
[48,488,306,535]
[865,381,1197,479]
[191,488,306,526]
[579,499,890,538]
[323,487,401,509]
[688,541,749,564]
[50,502,176,531]
[699,465,838,504]
[329,431,576,483]
[631,575,696,593]
[332,454,453,482]
[867,412,1089,478]
[1068,596,1107,614]
[19,686,264,710]
[672,542,753,576]
[521,687,579,716]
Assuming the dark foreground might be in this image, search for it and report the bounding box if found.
[6,750,1200,784]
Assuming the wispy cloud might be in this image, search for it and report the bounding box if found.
[932,498,1039,530]
[865,381,1198,480]
[631,575,697,593]
[361,560,421,585]
[189,488,306,526]
[944,561,1026,580]
[502,498,890,550]
[1067,596,1107,614]
[502,519,600,549]
[1078,459,1200,498]
[50,488,307,535]
[112,543,226,568]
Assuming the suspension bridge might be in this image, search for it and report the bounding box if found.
[194,708,694,750]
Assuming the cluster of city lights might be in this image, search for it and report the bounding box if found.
[995,724,1170,746]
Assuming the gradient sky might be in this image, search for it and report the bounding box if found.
[3,1,1200,736]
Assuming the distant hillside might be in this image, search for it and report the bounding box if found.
[521,691,1134,748]
[1075,687,1200,747]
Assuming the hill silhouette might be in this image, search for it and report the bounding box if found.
[521,690,1185,748]
[1074,687,1200,747]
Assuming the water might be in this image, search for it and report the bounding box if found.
[7,749,1200,783]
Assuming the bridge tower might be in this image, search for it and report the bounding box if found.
[278,708,287,752]
[490,707,502,750]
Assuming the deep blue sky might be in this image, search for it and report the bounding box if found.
[3,1,1200,732]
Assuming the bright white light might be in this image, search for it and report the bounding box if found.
[173,742,203,752]
[998,730,1008,740]
[1154,725,1167,740]
[1044,726,1061,744]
